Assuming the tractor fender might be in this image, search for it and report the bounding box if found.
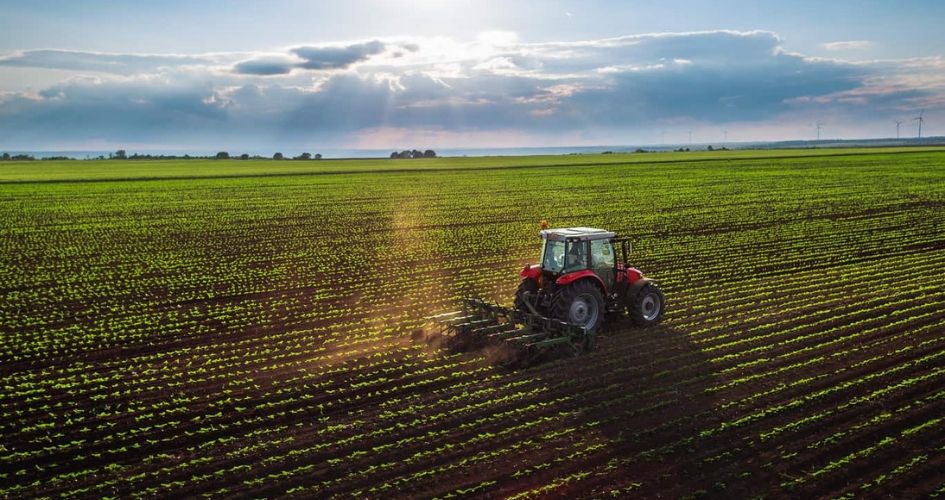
[626,277,656,298]
[556,270,607,295]
[520,264,541,281]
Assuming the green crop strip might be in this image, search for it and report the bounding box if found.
[1,147,944,498]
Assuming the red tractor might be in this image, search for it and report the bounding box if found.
[514,227,665,332]
[433,226,665,365]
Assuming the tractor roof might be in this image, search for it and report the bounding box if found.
[540,227,616,241]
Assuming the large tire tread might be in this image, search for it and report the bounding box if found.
[629,283,666,327]
[550,280,605,333]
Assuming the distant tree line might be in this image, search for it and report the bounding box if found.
[267,152,322,160]
[100,150,324,160]
[0,153,74,161]
[603,149,651,154]
[670,146,729,153]
[390,149,437,159]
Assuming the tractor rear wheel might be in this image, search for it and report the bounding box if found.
[629,283,665,327]
[514,279,539,313]
[551,280,604,332]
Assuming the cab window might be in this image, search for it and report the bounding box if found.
[591,239,616,288]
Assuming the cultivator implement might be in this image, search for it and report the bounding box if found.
[428,297,593,367]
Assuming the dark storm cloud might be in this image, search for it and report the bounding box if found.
[292,40,385,69]
[231,41,387,75]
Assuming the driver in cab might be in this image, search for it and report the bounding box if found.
[566,242,587,271]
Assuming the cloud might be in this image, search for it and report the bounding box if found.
[0,41,395,78]
[822,40,873,51]
[293,40,385,69]
[0,77,228,147]
[0,30,942,149]
[232,40,389,75]
[556,34,870,123]
[0,49,215,74]
[232,56,298,76]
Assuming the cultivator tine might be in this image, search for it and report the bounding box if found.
[430,295,593,367]
[424,313,474,342]
[486,327,529,341]
[449,322,513,351]
[436,298,505,350]
[505,331,550,343]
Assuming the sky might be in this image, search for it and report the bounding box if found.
[0,0,943,151]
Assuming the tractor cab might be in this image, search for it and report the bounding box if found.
[517,226,662,332]
[538,227,618,290]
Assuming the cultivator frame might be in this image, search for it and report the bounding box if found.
[429,297,592,367]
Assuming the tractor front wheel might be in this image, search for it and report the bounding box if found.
[551,280,604,332]
[629,283,665,327]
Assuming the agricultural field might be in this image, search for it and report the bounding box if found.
[2,147,945,498]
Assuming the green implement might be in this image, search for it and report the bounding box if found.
[431,297,594,367]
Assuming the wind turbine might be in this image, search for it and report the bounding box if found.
[895,120,902,139]
[914,110,925,138]
[688,130,693,145]
[816,122,824,141]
